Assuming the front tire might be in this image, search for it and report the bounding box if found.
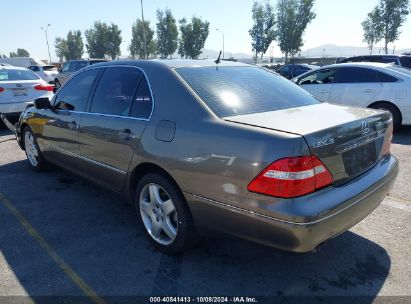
[23,127,46,171]
[135,173,197,254]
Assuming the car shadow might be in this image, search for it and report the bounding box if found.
[0,160,391,302]
[393,126,411,145]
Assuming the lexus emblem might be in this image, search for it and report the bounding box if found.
[362,121,371,134]
[16,84,22,88]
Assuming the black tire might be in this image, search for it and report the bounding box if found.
[135,172,198,254]
[370,102,402,132]
[22,126,47,171]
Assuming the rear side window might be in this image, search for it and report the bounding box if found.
[176,66,319,117]
[69,61,87,72]
[55,69,100,111]
[0,69,39,81]
[334,67,378,83]
[90,67,142,116]
[377,71,398,83]
[130,76,153,119]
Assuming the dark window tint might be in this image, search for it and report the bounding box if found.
[28,66,40,72]
[130,76,152,119]
[68,61,87,72]
[334,67,378,83]
[377,71,398,83]
[43,65,58,71]
[176,66,319,117]
[341,57,363,63]
[90,67,142,116]
[89,60,106,65]
[55,69,100,111]
[0,69,39,81]
[399,56,411,68]
[298,68,337,85]
[366,56,398,64]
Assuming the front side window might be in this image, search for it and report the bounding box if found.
[55,69,100,111]
[176,66,320,117]
[62,63,70,73]
[90,67,142,116]
[298,68,337,85]
[334,67,378,83]
[68,61,87,72]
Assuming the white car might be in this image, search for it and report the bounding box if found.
[0,66,53,121]
[293,62,411,130]
[28,65,58,84]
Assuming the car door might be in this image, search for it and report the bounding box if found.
[39,68,101,167]
[78,66,153,191]
[329,67,383,107]
[297,68,337,102]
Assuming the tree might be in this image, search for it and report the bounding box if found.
[362,9,383,54]
[54,30,84,61]
[249,1,276,63]
[156,9,179,59]
[85,21,122,59]
[10,48,30,57]
[129,19,156,59]
[370,0,409,54]
[178,17,210,59]
[276,0,316,62]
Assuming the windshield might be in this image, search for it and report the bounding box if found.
[43,65,58,71]
[176,66,319,117]
[399,57,411,69]
[0,69,40,81]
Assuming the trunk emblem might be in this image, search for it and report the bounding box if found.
[362,121,371,134]
[16,84,22,88]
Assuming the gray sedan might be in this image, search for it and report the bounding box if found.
[9,60,398,254]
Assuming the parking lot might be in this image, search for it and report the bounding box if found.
[0,126,410,302]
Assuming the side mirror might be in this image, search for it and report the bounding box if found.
[34,97,51,110]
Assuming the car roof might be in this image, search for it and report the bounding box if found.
[0,66,29,71]
[323,62,392,69]
[347,54,409,58]
[93,59,250,69]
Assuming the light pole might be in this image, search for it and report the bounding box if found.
[216,29,225,60]
[41,24,51,64]
[140,0,147,59]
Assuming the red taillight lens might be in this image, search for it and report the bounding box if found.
[0,87,4,93]
[34,84,53,91]
[248,156,333,198]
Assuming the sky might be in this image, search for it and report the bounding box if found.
[1,0,411,61]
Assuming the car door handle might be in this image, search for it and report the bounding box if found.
[118,129,135,140]
[362,89,373,93]
[319,90,329,94]
[68,121,77,130]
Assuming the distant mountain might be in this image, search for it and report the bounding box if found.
[303,44,411,58]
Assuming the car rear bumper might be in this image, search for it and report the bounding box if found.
[0,101,33,115]
[186,154,399,252]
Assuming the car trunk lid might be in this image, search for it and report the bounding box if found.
[225,103,392,184]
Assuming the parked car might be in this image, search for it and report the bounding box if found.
[28,65,58,84]
[0,57,45,68]
[337,54,411,69]
[277,64,318,79]
[0,66,53,122]
[293,62,411,130]
[9,60,398,254]
[54,59,107,89]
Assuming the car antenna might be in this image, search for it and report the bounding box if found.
[214,51,222,70]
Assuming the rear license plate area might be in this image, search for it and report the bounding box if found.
[343,142,377,176]
[13,89,28,96]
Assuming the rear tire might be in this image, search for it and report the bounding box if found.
[23,127,46,171]
[370,102,402,132]
[135,172,198,254]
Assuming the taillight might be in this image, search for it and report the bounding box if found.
[248,155,333,198]
[382,128,393,155]
[34,84,53,91]
[0,87,4,93]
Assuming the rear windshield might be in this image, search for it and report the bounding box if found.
[176,66,319,117]
[43,65,58,71]
[399,57,411,68]
[0,69,40,81]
